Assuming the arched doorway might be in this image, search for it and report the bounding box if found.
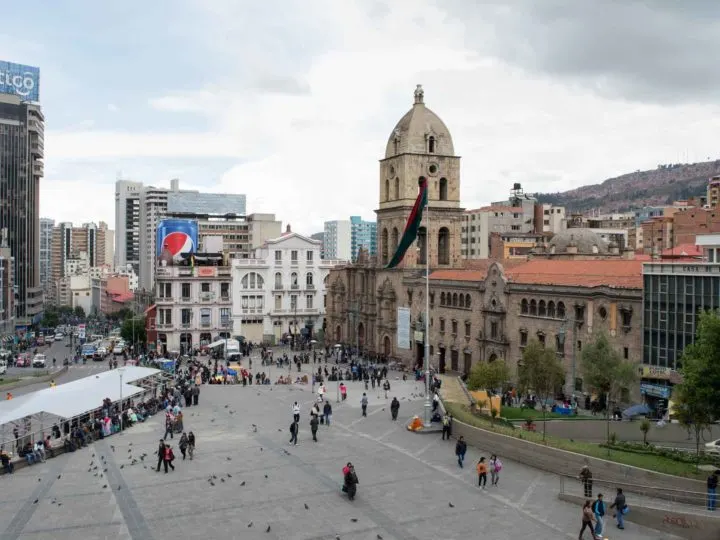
[335,325,341,343]
[383,335,391,357]
[488,353,498,363]
[357,322,365,348]
[180,333,192,355]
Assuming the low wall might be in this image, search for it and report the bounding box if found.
[453,419,706,504]
[1,367,68,391]
[559,493,720,540]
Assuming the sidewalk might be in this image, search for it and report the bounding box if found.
[438,374,472,406]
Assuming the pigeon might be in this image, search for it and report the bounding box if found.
[103,468,108,473]
[448,502,455,508]
[260,448,263,452]
[88,469,92,473]
[110,445,115,451]
[103,484,107,489]
[128,449,131,453]
[277,429,282,432]
[304,503,309,510]
[350,518,358,522]
[224,405,229,408]
[211,419,215,423]
[377,536,383,540]
[212,475,217,479]
[92,453,95,458]
[264,474,268,479]
[120,465,124,469]
[248,522,253,528]
[240,481,246,486]
[226,457,231,461]
[100,474,103,478]
[117,486,121,491]
[129,442,132,446]
[266,525,271,533]
[210,481,215,486]
[38,478,41,482]
[220,478,225,483]
[93,466,98,470]
[227,474,232,478]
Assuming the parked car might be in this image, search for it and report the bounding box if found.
[54,333,64,341]
[15,353,30,367]
[32,354,47,368]
[706,439,720,455]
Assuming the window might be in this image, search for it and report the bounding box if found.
[529,299,537,316]
[439,178,447,200]
[621,309,632,327]
[201,282,210,293]
[200,308,211,327]
[439,318,445,332]
[275,250,282,262]
[430,293,435,307]
[385,178,390,201]
[428,136,435,153]
[417,227,427,264]
[538,332,546,347]
[521,298,528,314]
[306,272,314,287]
[451,320,458,335]
[290,295,297,309]
[465,321,471,337]
[598,306,608,320]
[241,272,264,289]
[538,300,546,317]
[291,250,298,263]
[395,177,399,199]
[391,228,399,254]
[452,293,458,307]
[557,301,566,319]
[306,295,313,309]
[438,227,450,264]
[181,283,191,300]
[556,335,564,356]
[220,283,229,299]
[459,295,465,308]
[381,228,389,264]
[274,272,282,288]
[291,272,298,288]
[520,330,528,346]
[490,321,498,339]
[158,282,171,298]
[440,292,446,305]
[575,305,585,321]
[220,308,231,327]
[307,250,313,262]
[324,294,327,308]
[465,294,471,308]
[623,347,629,359]
[275,295,281,310]
[181,309,191,325]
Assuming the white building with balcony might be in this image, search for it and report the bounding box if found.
[154,254,232,354]
[231,229,345,344]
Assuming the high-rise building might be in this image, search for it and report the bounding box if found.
[39,218,54,298]
[114,180,142,275]
[0,61,44,323]
[349,216,377,261]
[323,220,351,260]
[0,230,14,336]
[104,228,115,268]
[310,232,325,258]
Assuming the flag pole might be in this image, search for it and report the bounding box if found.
[423,182,432,428]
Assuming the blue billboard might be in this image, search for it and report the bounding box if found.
[0,61,40,101]
[156,219,199,260]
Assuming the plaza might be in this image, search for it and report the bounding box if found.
[0,368,681,540]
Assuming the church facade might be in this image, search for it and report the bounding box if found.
[325,86,644,394]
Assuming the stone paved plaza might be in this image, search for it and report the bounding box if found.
[0,371,683,540]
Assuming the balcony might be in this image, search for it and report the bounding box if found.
[273,284,284,291]
[155,296,173,304]
[178,268,194,277]
[306,284,315,290]
[200,320,212,328]
[180,322,193,329]
[179,296,193,303]
[219,295,231,303]
[291,284,299,290]
[241,308,264,314]
[199,292,215,302]
[156,323,173,330]
[221,319,232,328]
[217,267,231,276]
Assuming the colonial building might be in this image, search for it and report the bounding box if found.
[326,86,644,394]
[231,227,344,344]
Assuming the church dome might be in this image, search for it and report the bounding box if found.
[549,229,608,255]
[384,85,455,158]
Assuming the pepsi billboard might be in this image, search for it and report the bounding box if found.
[156,219,199,260]
[0,61,40,101]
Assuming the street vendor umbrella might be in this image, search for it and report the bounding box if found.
[622,403,651,418]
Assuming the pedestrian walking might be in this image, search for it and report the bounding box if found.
[163,445,175,473]
[383,379,390,399]
[292,402,301,423]
[489,454,502,486]
[163,415,174,440]
[390,397,400,421]
[609,488,627,530]
[579,500,598,539]
[361,393,368,417]
[310,415,319,442]
[188,431,196,460]
[708,470,718,511]
[592,493,606,538]
[155,440,166,472]
[340,382,347,401]
[476,457,488,488]
[455,436,467,468]
[579,465,593,498]
[179,432,189,460]
[323,401,332,426]
[289,419,298,445]
[441,414,451,440]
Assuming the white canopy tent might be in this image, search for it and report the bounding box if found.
[0,366,161,428]
[208,339,239,350]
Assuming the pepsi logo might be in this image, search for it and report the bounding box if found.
[163,231,194,259]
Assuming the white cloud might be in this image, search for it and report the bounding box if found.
[39,0,720,236]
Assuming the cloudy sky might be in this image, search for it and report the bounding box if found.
[4,0,720,235]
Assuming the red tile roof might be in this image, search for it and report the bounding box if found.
[661,244,702,257]
[430,270,486,282]
[506,259,643,288]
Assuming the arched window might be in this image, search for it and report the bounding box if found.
[291,272,298,287]
[306,272,314,286]
[394,177,400,199]
[439,177,448,201]
[274,272,282,289]
[547,301,556,318]
[428,136,435,153]
[323,274,329,286]
[521,298,528,314]
[438,227,450,265]
[391,227,399,254]
[538,300,547,317]
[417,227,427,265]
[452,293,458,307]
[440,292,446,305]
[385,179,390,201]
[241,272,264,290]
[529,299,537,316]
[381,228,389,264]
[459,294,465,308]
[465,294,471,308]
[557,301,566,319]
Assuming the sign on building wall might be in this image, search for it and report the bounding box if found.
[637,364,676,380]
[0,61,40,101]
[397,307,410,349]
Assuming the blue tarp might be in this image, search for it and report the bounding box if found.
[623,404,651,418]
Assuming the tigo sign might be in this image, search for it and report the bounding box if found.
[0,61,40,101]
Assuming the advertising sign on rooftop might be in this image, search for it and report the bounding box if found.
[0,61,40,101]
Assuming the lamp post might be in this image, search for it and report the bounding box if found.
[118,366,126,432]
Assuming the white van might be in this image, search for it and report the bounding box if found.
[32,354,47,368]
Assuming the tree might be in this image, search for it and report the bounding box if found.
[73,305,86,319]
[467,360,510,393]
[120,317,146,348]
[580,332,636,445]
[41,310,59,329]
[674,310,720,467]
[517,339,565,441]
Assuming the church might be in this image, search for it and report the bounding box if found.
[325,86,643,394]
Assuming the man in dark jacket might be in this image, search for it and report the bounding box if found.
[310,416,319,442]
[390,397,400,421]
[155,440,166,472]
[610,487,626,529]
[708,470,718,511]
[455,436,467,468]
[323,401,332,426]
[592,493,605,537]
[289,420,298,445]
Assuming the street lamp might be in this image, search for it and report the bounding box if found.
[118,366,126,432]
